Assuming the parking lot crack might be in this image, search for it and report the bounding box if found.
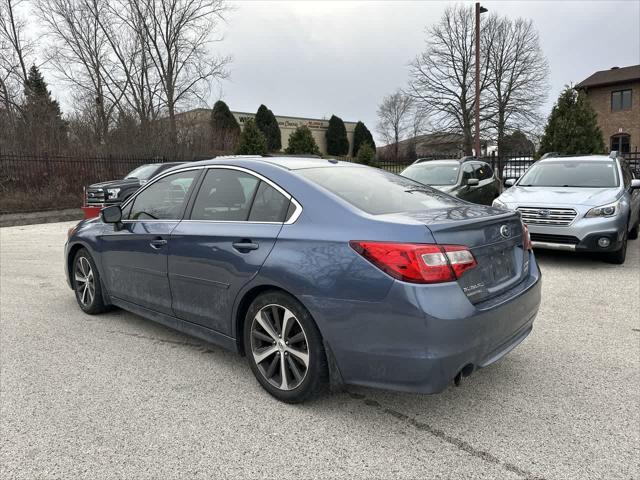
[347,392,546,480]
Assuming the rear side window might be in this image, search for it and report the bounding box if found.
[298,166,463,215]
[248,182,290,222]
[128,170,197,220]
[190,169,259,221]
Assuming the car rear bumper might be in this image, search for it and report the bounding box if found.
[301,252,541,394]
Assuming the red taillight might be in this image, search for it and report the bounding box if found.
[522,223,532,251]
[349,241,477,284]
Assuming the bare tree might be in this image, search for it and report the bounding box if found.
[0,0,34,136]
[483,15,549,153]
[406,105,429,161]
[376,90,413,162]
[407,4,492,155]
[130,0,231,146]
[36,0,119,144]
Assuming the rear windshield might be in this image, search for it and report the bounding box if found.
[298,166,462,215]
[401,163,460,186]
[518,161,619,188]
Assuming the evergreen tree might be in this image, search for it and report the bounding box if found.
[18,65,68,152]
[356,142,378,167]
[285,126,320,155]
[255,104,281,152]
[325,114,349,156]
[211,100,240,153]
[235,119,267,155]
[501,130,535,155]
[352,121,376,157]
[539,87,605,156]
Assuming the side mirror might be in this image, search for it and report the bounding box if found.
[466,178,479,186]
[504,178,516,187]
[631,179,640,190]
[101,205,122,224]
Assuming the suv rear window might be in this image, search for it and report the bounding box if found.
[298,166,462,215]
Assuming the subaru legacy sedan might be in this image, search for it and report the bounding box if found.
[493,153,640,264]
[65,157,541,403]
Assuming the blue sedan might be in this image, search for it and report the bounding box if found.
[65,156,541,403]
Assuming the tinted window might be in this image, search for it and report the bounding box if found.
[518,161,619,188]
[474,163,493,181]
[298,166,463,215]
[248,182,290,222]
[461,164,475,183]
[611,89,632,111]
[190,169,259,221]
[128,170,197,220]
[401,163,460,186]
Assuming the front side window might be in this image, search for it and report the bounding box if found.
[611,89,632,112]
[518,161,619,188]
[474,163,493,181]
[128,170,198,220]
[461,164,475,183]
[611,134,630,154]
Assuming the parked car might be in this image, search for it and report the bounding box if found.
[493,152,640,264]
[401,158,502,205]
[502,157,534,183]
[65,157,541,403]
[85,162,184,207]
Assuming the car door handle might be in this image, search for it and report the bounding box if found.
[232,240,259,252]
[149,238,167,249]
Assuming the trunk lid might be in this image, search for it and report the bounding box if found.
[397,205,527,304]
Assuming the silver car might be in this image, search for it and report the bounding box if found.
[493,153,640,264]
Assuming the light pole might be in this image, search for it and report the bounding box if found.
[475,2,488,157]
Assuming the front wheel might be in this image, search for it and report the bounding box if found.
[243,291,328,403]
[604,228,627,265]
[72,248,108,314]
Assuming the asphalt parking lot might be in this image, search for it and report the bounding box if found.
[1,221,639,480]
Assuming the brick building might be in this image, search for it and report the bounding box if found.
[576,65,640,154]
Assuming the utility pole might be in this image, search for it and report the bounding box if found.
[475,3,487,157]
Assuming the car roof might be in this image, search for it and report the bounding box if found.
[538,154,614,163]
[182,156,359,171]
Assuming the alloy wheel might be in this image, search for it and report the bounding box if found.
[74,256,95,307]
[250,304,309,391]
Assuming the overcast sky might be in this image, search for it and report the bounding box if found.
[45,0,640,144]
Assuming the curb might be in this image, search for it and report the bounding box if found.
[0,209,83,228]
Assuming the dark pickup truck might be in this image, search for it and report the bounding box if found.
[85,162,183,206]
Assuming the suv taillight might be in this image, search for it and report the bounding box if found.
[522,223,532,251]
[349,241,477,284]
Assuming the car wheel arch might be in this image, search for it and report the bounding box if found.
[233,284,317,356]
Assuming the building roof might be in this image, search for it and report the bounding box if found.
[576,65,640,89]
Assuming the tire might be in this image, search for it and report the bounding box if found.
[72,248,108,314]
[605,228,628,265]
[243,291,328,403]
[629,217,639,240]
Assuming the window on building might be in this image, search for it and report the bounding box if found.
[611,89,632,112]
[610,134,630,154]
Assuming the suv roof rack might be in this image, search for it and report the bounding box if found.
[609,150,620,159]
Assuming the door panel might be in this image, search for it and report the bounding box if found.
[99,169,200,314]
[100,221,177,314]
[168,222,283,333]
